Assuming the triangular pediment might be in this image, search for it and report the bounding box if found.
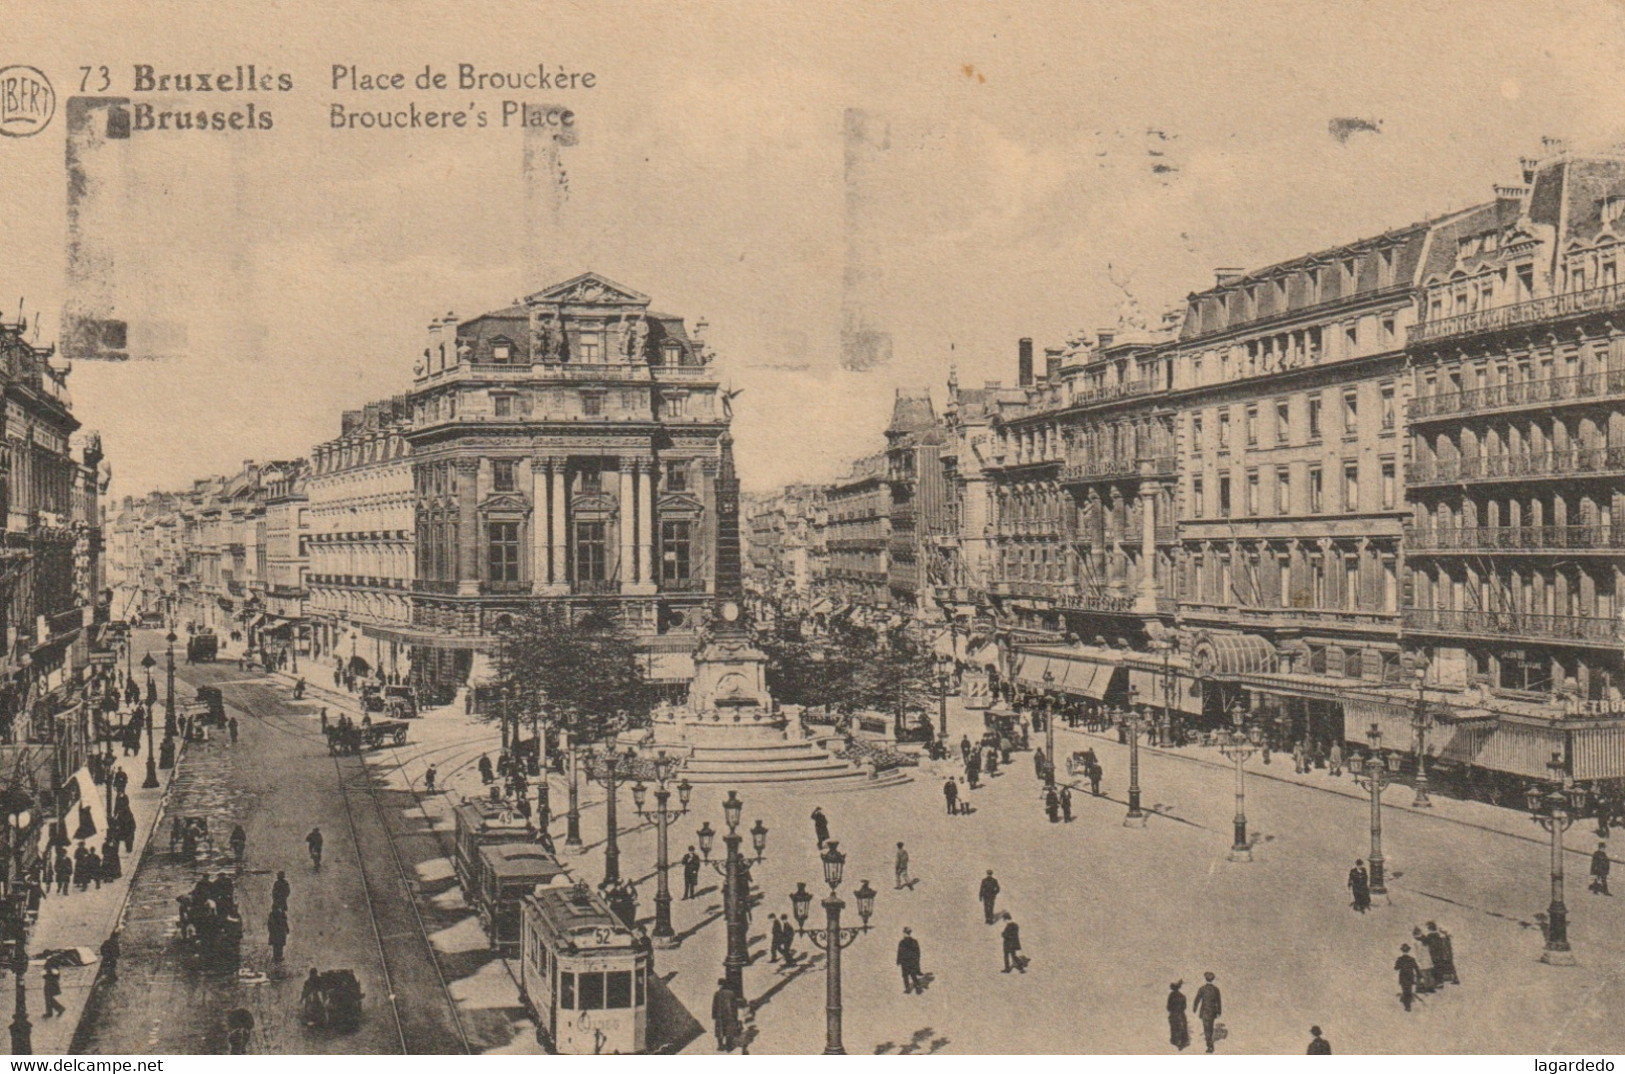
[657,492,704,514]
[526,273,651,308]
[480,493,532,514]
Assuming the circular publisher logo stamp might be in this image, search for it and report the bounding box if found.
[0,66,56,137]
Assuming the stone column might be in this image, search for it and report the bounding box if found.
[1135,484,1161,613]
[550,459,568,590]
[619,463,636,592]
[455,459,480,596]
[642,459,658,591]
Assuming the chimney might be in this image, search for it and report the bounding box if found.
[1214,267,1246,288]
[1097,329,1115,348]
[1044,347,1063,381]
[1018,338,1033,387]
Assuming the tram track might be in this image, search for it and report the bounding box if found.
[330,748,474,1054]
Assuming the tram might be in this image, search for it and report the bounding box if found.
[519,881,649,1055]
[451,796,539,894]
[475,842,566,952]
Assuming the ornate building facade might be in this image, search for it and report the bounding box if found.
[397,273,728,701]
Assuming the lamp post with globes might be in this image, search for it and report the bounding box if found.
[160,630,177,770]
[696,790,768,998]
[788,842,876,1056]
[1411,659,1433,808]
[935,653,953,742]
[140,653,159,789]
[1041,668,1056,787]
[1216,706,1265,862]
[1527,751,1589,965]
[630,751,692,945]
[582,746,633,887]
[8,937,28,1056]
[1349,723,1393,896]
[1118,702,1150,826]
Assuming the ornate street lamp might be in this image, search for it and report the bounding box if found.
[1412,660,1432,808]
[1216,707,1264,862]
[1041,668,1056,787]
[935,653,953,742]
[1527,752,1589,965]
[788,841,876,1055]
[140,653,159,789]
[160,631,177,770]
[697,790,768,997]
[8,939,28,1055]
[632,750,692,945]
[583,746,634,886]
[563,731,583,848]
[1349,723,1393,896]
[1117,703,1150,826]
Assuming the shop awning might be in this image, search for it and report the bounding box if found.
[1014,647,1123,699]
[1569,720,1625,781]
[1341,699,1418,748]
[1014,653,1053,689]
[1476,717,1567,779]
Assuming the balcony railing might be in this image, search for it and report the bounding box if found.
[411,579,461,595]
[1068,378,1157,407]
[1057,590,1138,614]
[1407,367,1625,421]
[1062,454,1174,484]
[660,577,707,593]
[1402,606,1621,646]
[1404,524,1625,553]
[1408,446,1625,486]
[1410,281,1625,346]
[572,579,620,596]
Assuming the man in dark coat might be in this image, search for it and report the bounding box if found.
[271,871,291,913]
[979,870,1001,924]
[268,906,290,962]
[1000,919,1024,973]
[1590,842,1611,895]
[1167,981,1191,1051]
[1425,921,1459,984]
[100,933,120,982]
[1044,786,1060,823]
[1193,972,1222,1053]
[811,806,830,847]
[681,847,701,900]
[943,778,958,816]
[1060,785,1073,822]
[1306,1026,1331,1054]
[1087,762,1103,796]
[1394,943,1422,1011]
[42,964,65,1018]
[959,734,972,765]
[711,979,741,1052]
[478,753,494,785]
[966,750,981,790]
[1348,859,1371,912]
[896,927,923,993]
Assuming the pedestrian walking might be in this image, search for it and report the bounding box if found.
[479,754,495,785]
[1306,1026,1331,1054]
[267,906,290,962]
[1060,784,1073,822]
[896,927,923,993]
[1293,741,1307,775]
[774,913,797,964]
[84,848,102,890]
[1424,922,1459,984]
[319,707,329,732]
[1394,943,1422,1011]
[42,964,65,1018]
[979,869,1000,924]
[424,764,437,794]
[811,806,830,847]
[711,978,741,1052]
[1000,919,1025,973]
[228,717,238,743]
[100,933,120,982]
[55,850,71,896]
[1088,762,1103,796]
[682,846,701,899]
[1044,786,1059,823]
[1348,859,1371,913]
[1033,747,1047,783]
[943,777,959,816]
[1193,972,1222,1053]
[767,914,783,963]
[271,870,291,912]
[1412,926,1441,992]
[1328,743,1343,777]
[894,842,911,890]
[967,751,981,790]
[1591,842,1611,895]
[1167,981,1191,1051]
[306,826,324,869]
[959,735,972,766]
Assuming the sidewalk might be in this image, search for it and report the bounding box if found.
[1049,721,1620,866]
[19,724,185,1055]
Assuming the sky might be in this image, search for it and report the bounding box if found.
[4,0,1625,499]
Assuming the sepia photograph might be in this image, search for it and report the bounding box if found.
[0,0,1624,1059]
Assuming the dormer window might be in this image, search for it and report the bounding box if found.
[659,341,682,367]
[492,340,513,363]
[1343,257,1358,284]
